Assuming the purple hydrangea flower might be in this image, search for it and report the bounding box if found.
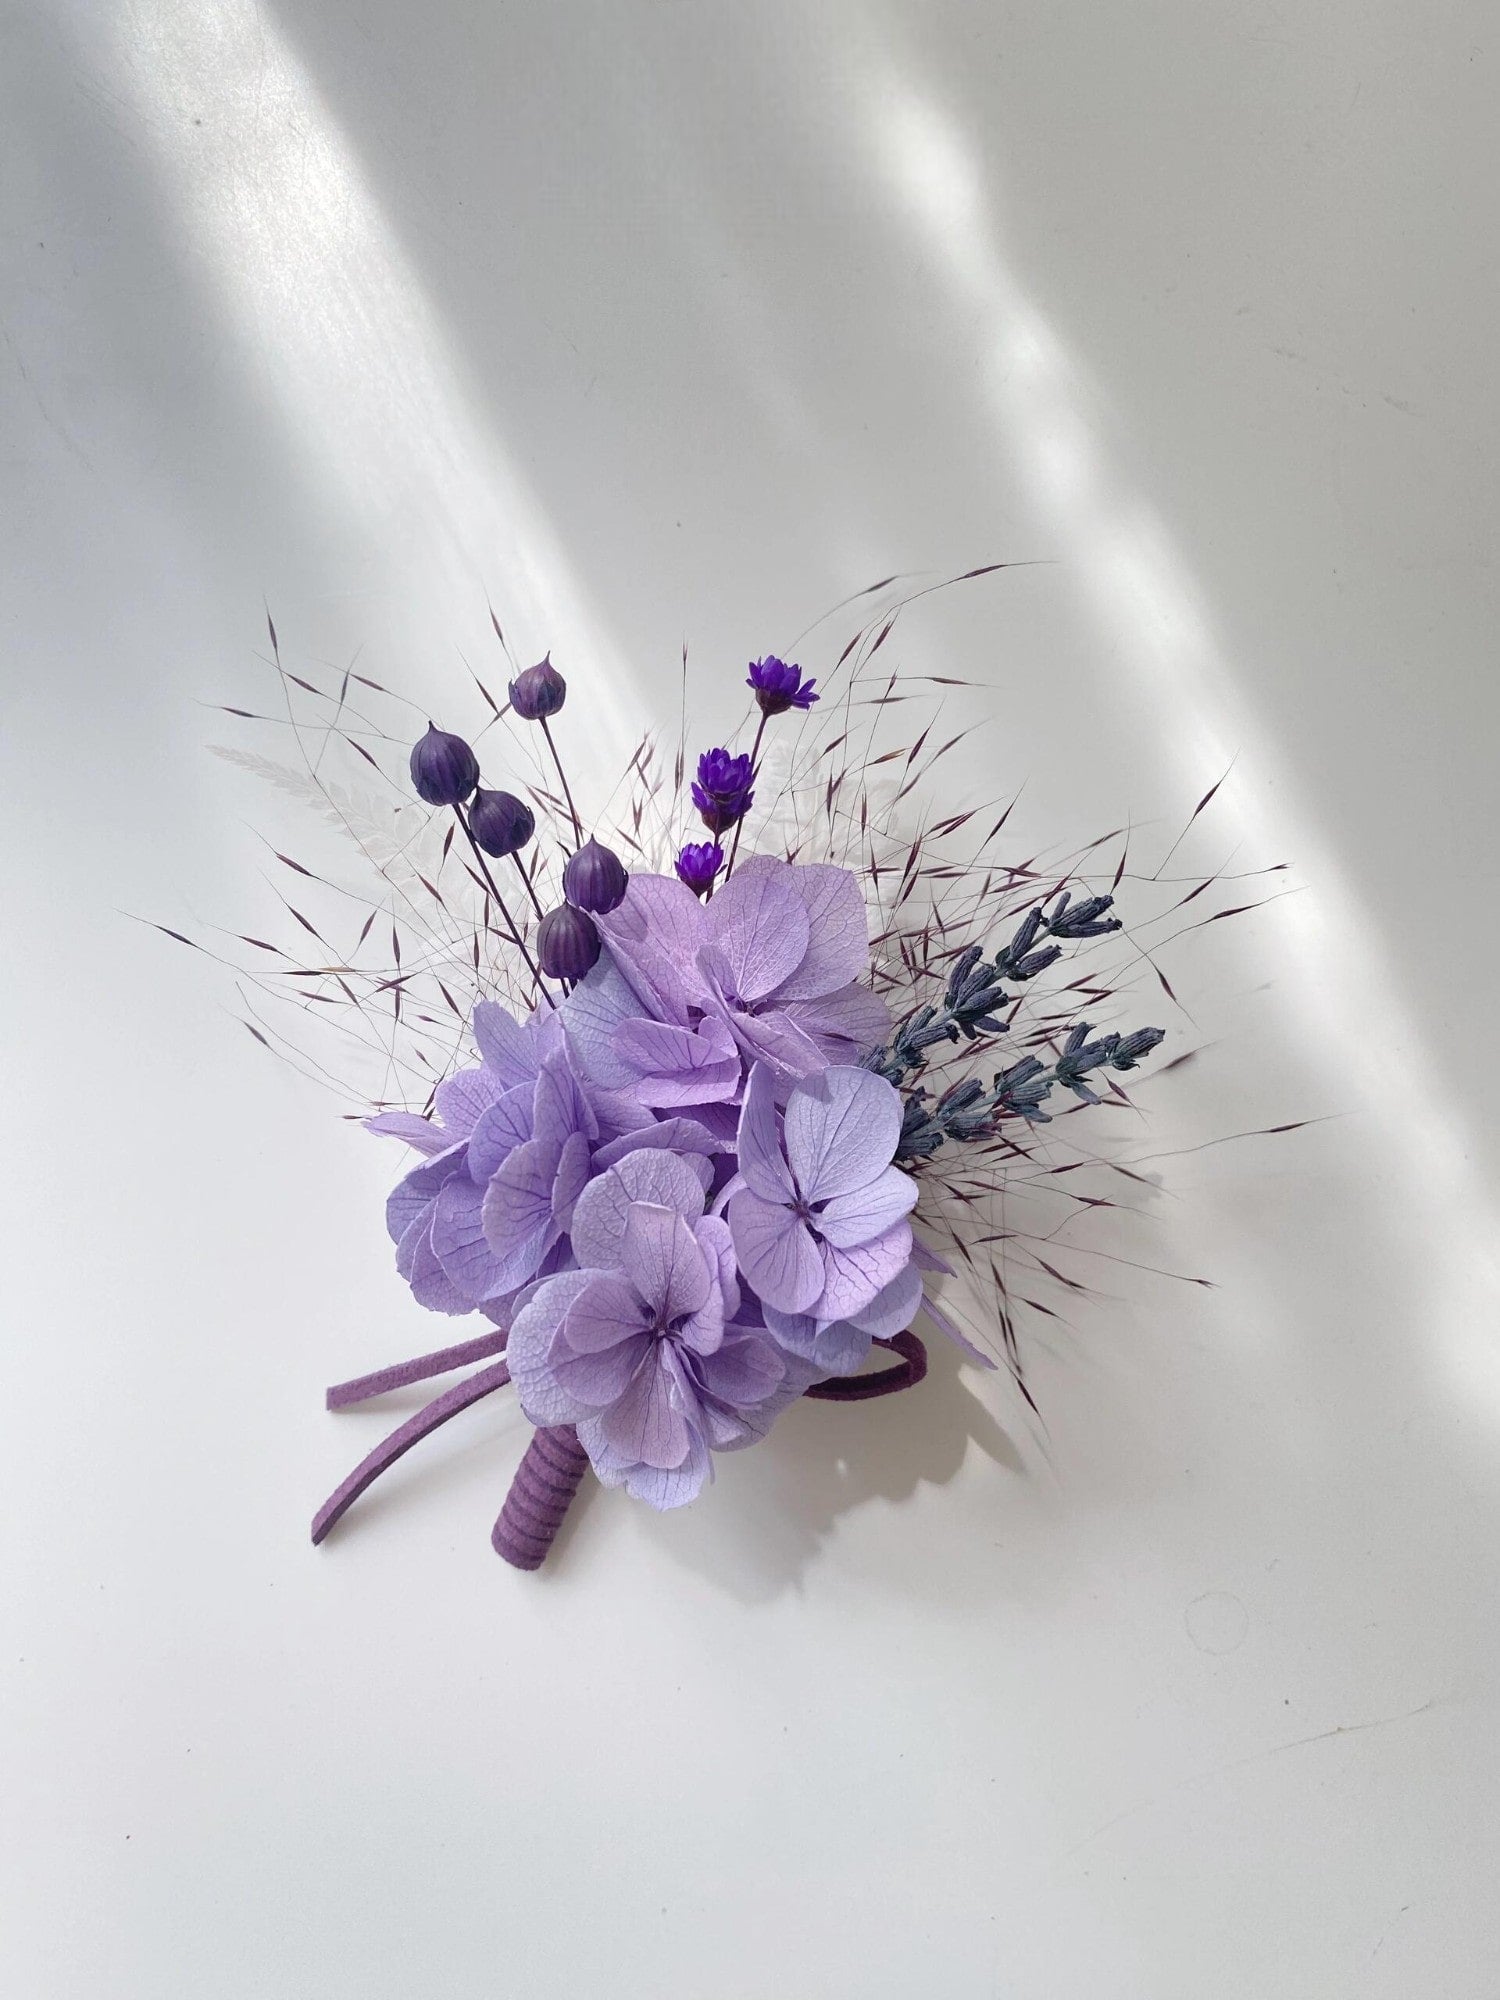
[691,748,756,835]
[728,1061,917,1321]
[747,656,818,715]
[675,840,723,897]
[368,1002,571,1316]
[762,1259,924,1376]
[370,1002,714,1319]
[507,1149,809,1506]
[589,856,892,1087]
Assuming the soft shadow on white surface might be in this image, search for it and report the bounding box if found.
[635,1336,1026,1603]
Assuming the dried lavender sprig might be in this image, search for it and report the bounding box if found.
[863,890,1124,1089]
[893,1023,1166,1161]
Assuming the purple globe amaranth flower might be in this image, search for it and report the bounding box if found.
[747,655,818,715]
[674,840,723,898]
[538,902,601,979]
[729,1060,918,1321]
[409,723,479,807]
[468,787,535,858]
[508,652,567,721]
[588,855,892,1088]
[507,1147,812,1507]
[691,748,755,835]
[563,838,629,915]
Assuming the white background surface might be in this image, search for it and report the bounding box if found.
[4,5,1499,1995]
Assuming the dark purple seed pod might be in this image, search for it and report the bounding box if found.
[467,787,536,858]
[562,838,628,914]
[508,653,567,721]
[537,902,601,980]
[409,723,479,807]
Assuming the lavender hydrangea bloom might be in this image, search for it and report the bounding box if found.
[369,1001,569,1316]
[371,1000,708,1319]
[507,1149,808,1506]
[728,1061,918,1321]
[588,856,892,1090]
[763,1259,924,1376]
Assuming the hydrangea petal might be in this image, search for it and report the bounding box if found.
[558,1272,650,1354]
[507,1271,598,1424]
[592,1118,721,1176]
[735,1060,796,1201]
[363,1111,449,1156]
[816,1163,918,1248]
[728,1189,824,1313]
[766,864,872,1004]
[695,1330,786,1406]
[560,957,641,1090]
[597,1345,694,1469]
[434,1064,507,1138]
[471,1000,543,1086]
[386,1142,467,1245]
[782,982,893,1056]
[621,1203,713,1324]
[569,1149,708,1268]
[465,1084,535,1185]
[703,860,810,1003]
[610,1016,742,1106]
[552,1328,652,1407]
[480,1135,564,1287]
[813,1220,913,1322]
[850,1258,924,1340]
[762,1306,872,1376]
[784,1065,903,1202]
[431,1176,520,1301]
[579,1416,712,1507]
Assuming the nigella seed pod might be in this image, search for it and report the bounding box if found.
[467,787,535,858]
[508,653,567,721]
[409,723,480,807]
[562,838,628,914]
[538,902,601,980]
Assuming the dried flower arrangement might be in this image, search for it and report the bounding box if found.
[169,569,1287,1570]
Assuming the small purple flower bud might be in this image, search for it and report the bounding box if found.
[747,655,818,715]
[467,787,535,858]
[409,723,479,807]
[538,902,601,979]
[562,837,628,914]
[691,748,756,835]
[508,653,567,721]
[674,840,723,897]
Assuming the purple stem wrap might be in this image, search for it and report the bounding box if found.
[325,1329,509,1409]
[311,1359,511,1545]
[492,1426,591,1570]
[804,1329,929,1402]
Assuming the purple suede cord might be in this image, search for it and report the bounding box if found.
[492,1425,591,1570]
[325,1329,509,1409]
[311,1359,512,1545]
[804,1328,929,1402]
